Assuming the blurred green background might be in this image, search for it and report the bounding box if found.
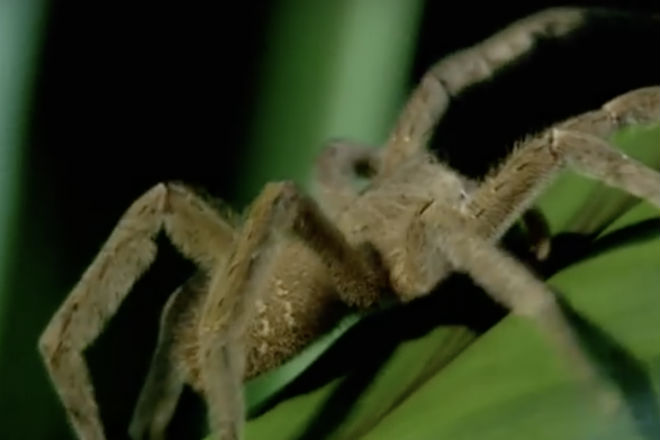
[0,1,658,439]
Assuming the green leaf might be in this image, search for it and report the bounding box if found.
[360,206,660,440]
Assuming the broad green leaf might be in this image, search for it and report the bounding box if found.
[360,206,659,440]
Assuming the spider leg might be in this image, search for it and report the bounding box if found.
[38,183,235,440]
[129,272,209,440]
[197,181,384,440]
[313,139,378,216]
[466,87,660,239]
[380,7,588,174]
[441,231,620,408]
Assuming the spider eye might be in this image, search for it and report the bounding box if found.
[353,158,377,178]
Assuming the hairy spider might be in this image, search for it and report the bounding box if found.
[39,7,659,440]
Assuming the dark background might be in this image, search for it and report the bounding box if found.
[0,1,657,439]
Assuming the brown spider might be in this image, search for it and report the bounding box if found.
[39,7,660,440]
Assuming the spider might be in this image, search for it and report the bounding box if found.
[39,7,659,440]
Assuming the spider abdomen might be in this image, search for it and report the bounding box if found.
[242,241,346,379]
